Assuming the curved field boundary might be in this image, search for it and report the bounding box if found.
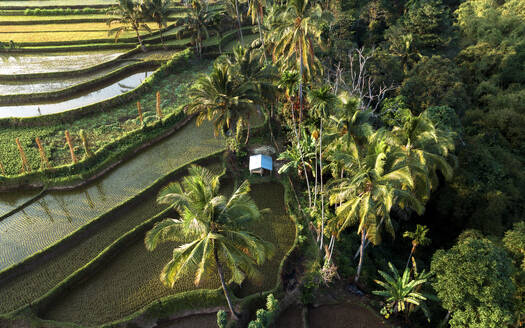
[0,48,192,128]
[0,61,160,105]
[3,23,177,48]
[0,152,226,320]
[0,150,225,293]
[0,18,110,24]
[0,5,114,10]
[26,178,299,328]
[3,42,137,52]
[0,47,143,82]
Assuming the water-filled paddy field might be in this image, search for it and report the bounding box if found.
[0,0,118,7]
[0,61,137,95]
[0,120,224,271]
[41,181,294,325]
[0,70,155,117]
[0,50,123,74]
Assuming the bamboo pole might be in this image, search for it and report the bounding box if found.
[35,137,51,169]
[137,101,144,125]
[65,130,78,164]
[0,160,5,175]
[15,137,30,173]
[156,91,163,119]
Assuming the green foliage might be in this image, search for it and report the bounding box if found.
[431,236,517,328]
[425,105,462,133]
[380,96,412,127]
[216,309,228,328]
[372,262,433,321]
[247,294,279,328]
[503,222,525,271]
[401,55,469,114]
[402,0,455,52]
[23,8,104,16]
[187,61,261,143]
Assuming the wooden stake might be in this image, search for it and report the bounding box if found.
[15,137,30,173]
[65,130,78,164]
[0,160,5,176]
[79,129,93,158]
[156,91,163,119]
[35,137,51,169]
[137,101,144,125]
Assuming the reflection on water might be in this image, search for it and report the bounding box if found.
[0,61,131,95]
[0,190,39,217]
[0,51,123,75]
[0,0,118,8]
[0,121,225,270]
[0,70,154,118]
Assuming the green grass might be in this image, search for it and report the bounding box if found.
[40,182,295,325]
[0,59,211,176]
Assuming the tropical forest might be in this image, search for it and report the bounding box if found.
[0,0,523,327]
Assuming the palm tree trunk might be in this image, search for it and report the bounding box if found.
[327,234,335,263]
[214,248,239,320]
[158,23,166,49]
[135,28,146,51]
[319,118,325,251]
[257,8,267,62]
[298,41,304,122]
[291,108,312,207]
[405,244,416,270]
[313,146,318,208]
[234,0,244,43]
[355,228,366,283]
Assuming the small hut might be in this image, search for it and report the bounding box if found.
[249,154,273,175]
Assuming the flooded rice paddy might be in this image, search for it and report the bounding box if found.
[0,0,117,7]
[0,120,224,271]
[0,70,155,117]
[0,61,135,95]
[0,51,123,75]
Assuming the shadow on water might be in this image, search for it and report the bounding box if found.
[0,70,155,118]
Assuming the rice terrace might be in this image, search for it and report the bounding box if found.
[0,0,523,328]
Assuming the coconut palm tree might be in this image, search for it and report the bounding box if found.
[403,224,431,269]
[329,131,424,283]
[142,0,172,48]
[308,85,338,251]
[373,262,432,321]
[187,63,260,143]
[145,165,274,320]
[247,0,267,58]
[390,111,455,203]
[269,0,328,120]
[179,0,221,57]
[107,0,151,51]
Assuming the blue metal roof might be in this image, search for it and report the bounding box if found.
[249,154,273,171]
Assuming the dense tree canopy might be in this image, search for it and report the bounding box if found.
[431,236,517,328]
